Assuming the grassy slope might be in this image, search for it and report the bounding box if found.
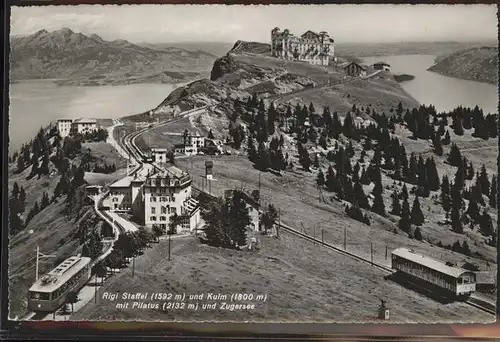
[7,139,128,318]
[8,200,95,319]
[73,233,490,323]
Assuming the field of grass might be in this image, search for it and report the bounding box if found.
[72,232,491,323]
[140,116,197,150]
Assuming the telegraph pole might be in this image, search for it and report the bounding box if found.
[132,255,135,277]
[385,245,388,260]
[277,209,280,239]
[35,246,55,281]
[343,226,347,250]
[370,243,374,266]
[168,233,171,261]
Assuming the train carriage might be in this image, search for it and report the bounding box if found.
[28,256,92,312]
[391,248,476,299]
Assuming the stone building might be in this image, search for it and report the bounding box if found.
[344,62,367,77]
[271,27,335,66]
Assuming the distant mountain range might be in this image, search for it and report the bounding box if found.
[427,46,498,84]
[9,28,219,86]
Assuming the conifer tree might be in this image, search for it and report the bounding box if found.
[391,190,401,215]
[442,130,451,145]
[18,187,26,213]
[12,182,19,199]
[399,197,411,233]
[16,155,24,173]
[360,166,370,185]
[371,177,386,216]
[41,192,50,210]
[425,157,440,191]
[450,183,463,233]
[479,164,490,197]
[353,178,370,209]
[401,184,409,201]
[489,175,497,208]
[257,142,270,170]
[317,169,325,187]
[447,143,462,167]
[326,166,336,192]
[247,135,257,163]
[410,196,425,225]
[441,175,451,214]
[414,227,423,241]
[479,210,494,237]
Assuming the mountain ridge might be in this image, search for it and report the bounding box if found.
[427,46,498,84]
[10,28,218,86]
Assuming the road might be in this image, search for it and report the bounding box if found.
[106,211,138,233]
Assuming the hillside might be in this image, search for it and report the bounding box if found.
[427,46,498,84]
[9,28,218,86]
[124,40,419,122]
[7,126,127,319]
[72,234,490,322]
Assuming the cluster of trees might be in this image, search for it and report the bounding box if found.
[439,144,496,236]
[81,162,117,174]
[389,103,498,142]
[105,228,156,270]
[78,128,109,142]
[8,182,26,235]
[201,190,251,249]
[389,185,425,235]
[248,134,288,171]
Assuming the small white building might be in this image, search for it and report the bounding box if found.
[151,148,168,164]
[57,119,73,138]
[174,132,206,156]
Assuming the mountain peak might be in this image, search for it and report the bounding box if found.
[55,28,74,36]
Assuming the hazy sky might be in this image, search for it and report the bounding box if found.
[11,5,498,44]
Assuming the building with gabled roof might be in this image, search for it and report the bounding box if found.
[101,164,200,234]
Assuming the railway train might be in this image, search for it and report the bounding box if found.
[391,248,476,299]
[28,256,92,312]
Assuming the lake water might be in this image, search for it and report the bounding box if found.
[9,56,498,153]
[9,81,180,153]
[362,55,498,114]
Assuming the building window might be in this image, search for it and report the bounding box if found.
[160,216,166,221]
[150,216,157,221]
[161,206,167,214]
[151,207,156,214]
[151,197,156,202]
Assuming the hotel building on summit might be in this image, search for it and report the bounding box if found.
[271,27,335,66]
[102,165,200,234]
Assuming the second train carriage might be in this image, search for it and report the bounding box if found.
[391,248,476,298]
[28,256,92,312]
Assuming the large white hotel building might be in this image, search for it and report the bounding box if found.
[102,164,200,234]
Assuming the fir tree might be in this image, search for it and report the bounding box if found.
[353,178,370,209]
[317,169,325,187]
[401,184,409,201]
[41,192,50,210]
[441,175,452,214]
[410,196,425,225]
[326,166,336,192]
[479,210,494,237]
[18,187,26,213]
[447,143,462,167]
[466,197,480,222]
[479,164,490,197]
[413,227,423,241]
[371,177,386,216]
[399,197,411,233]
[489,175,497,208]
[247,135,257,163]
[391,190,401,215]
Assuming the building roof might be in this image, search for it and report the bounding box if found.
[182,197,200,215]
[301,30,320,38]
[57,118,74,122]
[151,148,168,152]
[374,61,391,66]
[109,176,145,188]
[73,118,97,124]
[392,248,472,279]
[29,256,91,293]
[344,62,366,70]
